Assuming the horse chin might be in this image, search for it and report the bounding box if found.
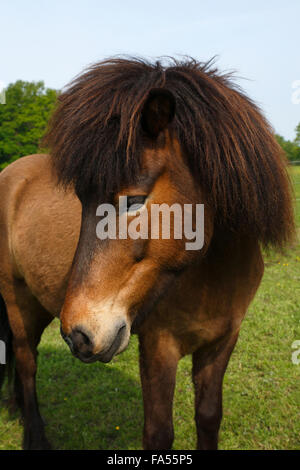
[74,348,121,364]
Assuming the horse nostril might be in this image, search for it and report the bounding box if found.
[67,328,94,358]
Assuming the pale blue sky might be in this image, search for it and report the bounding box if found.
[1,0,299,139]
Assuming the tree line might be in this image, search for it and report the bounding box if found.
[0,81,57,170]
[0,80,299,171]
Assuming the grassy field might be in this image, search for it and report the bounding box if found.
[0,168,299,450]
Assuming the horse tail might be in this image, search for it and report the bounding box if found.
[0,292,14,392]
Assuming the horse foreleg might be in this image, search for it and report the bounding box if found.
[6,295,53,450]
[138,331,181,450]
[192,332,239,450]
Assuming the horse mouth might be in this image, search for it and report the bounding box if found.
[61,324,127,364]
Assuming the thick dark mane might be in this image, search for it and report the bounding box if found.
[44,57,295,248]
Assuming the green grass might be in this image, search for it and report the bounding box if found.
[291,165,300,228]
[0,167,299,450]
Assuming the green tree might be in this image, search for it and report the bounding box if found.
[0,80,57,170]
[275,131,300,162]
[295,123,300,147]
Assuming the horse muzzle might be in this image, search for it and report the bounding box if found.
[60,321,129,363]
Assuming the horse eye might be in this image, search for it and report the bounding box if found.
[127,195,147,212]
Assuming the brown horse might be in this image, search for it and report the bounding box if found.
[0,57,295,450]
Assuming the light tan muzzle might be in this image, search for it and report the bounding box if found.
[60,295,131,363]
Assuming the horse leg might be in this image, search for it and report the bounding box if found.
[192,332,239,450]
[5,291,53,450]
[138,331,181,450]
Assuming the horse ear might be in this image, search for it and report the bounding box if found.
[141,88,175,138]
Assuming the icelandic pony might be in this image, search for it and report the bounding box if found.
[0,58,295,449]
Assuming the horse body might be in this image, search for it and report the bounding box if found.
[0,152,263,450]
[0,154,80,448]
[0,57,294,449]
